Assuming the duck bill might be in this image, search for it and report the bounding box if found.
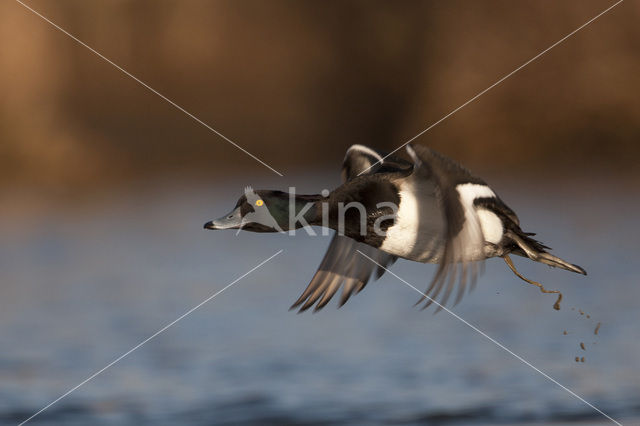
[204,207,243,230]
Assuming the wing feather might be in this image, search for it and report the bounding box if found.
[291,145,407,312]
[407,144,486,311]
[291,234,397,312]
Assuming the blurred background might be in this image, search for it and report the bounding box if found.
[1,1,639,425]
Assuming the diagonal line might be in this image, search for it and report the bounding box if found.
[356,250,622,426]
[19,249,284,426]
[14,0,284,177]
[358,0,624,176]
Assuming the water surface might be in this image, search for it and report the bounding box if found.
[1,176,638,425]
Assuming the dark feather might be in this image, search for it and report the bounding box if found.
[291,145,406,312]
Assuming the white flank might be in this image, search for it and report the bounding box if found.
[476,209,503,244]
[380,182,419,257]
[456,183,503,248]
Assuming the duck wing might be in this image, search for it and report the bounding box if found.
[406,144,489,312]
[290,145,410,312]
[290,234,396,312]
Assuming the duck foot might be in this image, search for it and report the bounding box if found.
[503,255,563,310]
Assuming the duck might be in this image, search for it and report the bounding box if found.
[204,144,586,312]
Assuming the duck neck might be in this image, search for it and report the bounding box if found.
[268,192,326,231]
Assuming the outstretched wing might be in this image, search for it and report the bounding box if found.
[406,144,488,312]
[290,235,395,311]
[290,145,411,312]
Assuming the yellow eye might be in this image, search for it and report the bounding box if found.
[255,199,264,206]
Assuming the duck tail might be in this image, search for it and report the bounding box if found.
[505,230,587,275]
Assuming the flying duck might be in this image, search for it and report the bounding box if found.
[204,144,586,312]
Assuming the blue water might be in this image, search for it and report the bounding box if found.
[0,175,638,425]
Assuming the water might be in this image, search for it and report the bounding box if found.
[1,176,639,425]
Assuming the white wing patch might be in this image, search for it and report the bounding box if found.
[405,144,420,164]
[345,144,384,164]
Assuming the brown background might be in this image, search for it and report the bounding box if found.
[1,0,638,191]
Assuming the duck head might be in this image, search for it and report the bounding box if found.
[204,186,322,233]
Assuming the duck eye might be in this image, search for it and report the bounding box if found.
[255,199,264,207]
